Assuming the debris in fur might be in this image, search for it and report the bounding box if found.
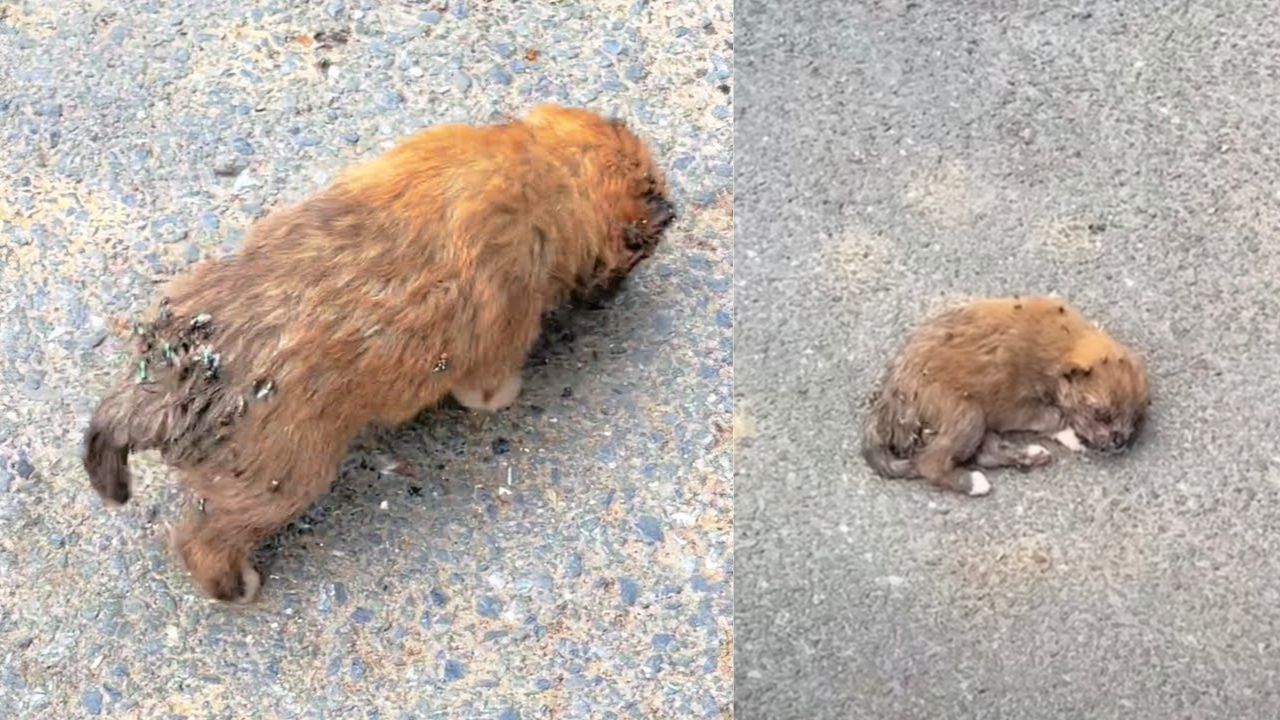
[253,379,275,399]
[432,353,449,373]
[191,313,212,328]
[199,346,220,379]
[135,358,150,384]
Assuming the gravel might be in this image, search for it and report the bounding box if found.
[0,0,731,716]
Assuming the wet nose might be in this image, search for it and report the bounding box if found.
[650,198,676,230]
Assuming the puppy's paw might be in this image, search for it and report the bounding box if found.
[451,374,522,412]
[1019,444,1053,468]
[967,471,991,497]
[202,562,261,604]
[1053,428,1085,452]
[234,564,262,604]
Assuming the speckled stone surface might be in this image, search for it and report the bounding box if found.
[0,1,732,717]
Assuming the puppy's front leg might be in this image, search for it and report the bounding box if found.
[1012,405,1085,453]
[451,372,523,412]
[974,433,1053,470]
[1051,428,1085,452]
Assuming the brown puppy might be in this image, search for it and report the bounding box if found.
[862,297,1149,496]
[83,104,675,602]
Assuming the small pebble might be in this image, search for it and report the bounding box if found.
[81,689,103,715]
[476,595,502,618]
[443,659,466,682]
[488,66,513,86]
[635,514,664,543]
[14,456,35,480]
[212,156,246,178]
[619,577,639,606]
[378,89,404,109]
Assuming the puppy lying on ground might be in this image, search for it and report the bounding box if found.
[862,297,1149,496]
[84,104,675,602]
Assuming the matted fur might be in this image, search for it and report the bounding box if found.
[83,104,675,602]
[862,297,1149,496]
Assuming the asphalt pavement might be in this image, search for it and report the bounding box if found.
[736,2,1280,718]
[0,1,732,717]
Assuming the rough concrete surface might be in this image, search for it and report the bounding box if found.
[0,1,731,717]
[737,2,1280,719]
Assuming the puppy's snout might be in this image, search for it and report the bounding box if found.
[1094,428,1132,454]
[649,197,676,231]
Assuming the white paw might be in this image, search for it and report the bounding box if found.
[235,565,262,605]
[452,374,523,412]
[1025,444,1050,460]
[1053,428,1085,452]
[485,373,522,411]
[968,471,991,497]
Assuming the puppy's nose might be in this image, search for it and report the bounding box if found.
[650,198,676,230]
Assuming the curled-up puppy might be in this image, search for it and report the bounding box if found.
[862,297,1149,496]
[83,104,675,602]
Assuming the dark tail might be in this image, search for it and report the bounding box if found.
[84,413,132,506]
[82,382,149,507]
[860,394,918,479]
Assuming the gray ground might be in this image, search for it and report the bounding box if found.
[737,1,1280,718]
[0,1,731,717]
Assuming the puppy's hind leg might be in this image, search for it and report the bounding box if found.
[173,507,263,604]
[914,406,989,496]
[974,434,1053,470]
[175,455,339,603]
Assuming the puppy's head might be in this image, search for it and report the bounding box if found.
[523,105,676,301]
[1055,335,1150,453]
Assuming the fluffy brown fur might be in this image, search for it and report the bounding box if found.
[862,297,1149,496]
[83,104,675,602]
